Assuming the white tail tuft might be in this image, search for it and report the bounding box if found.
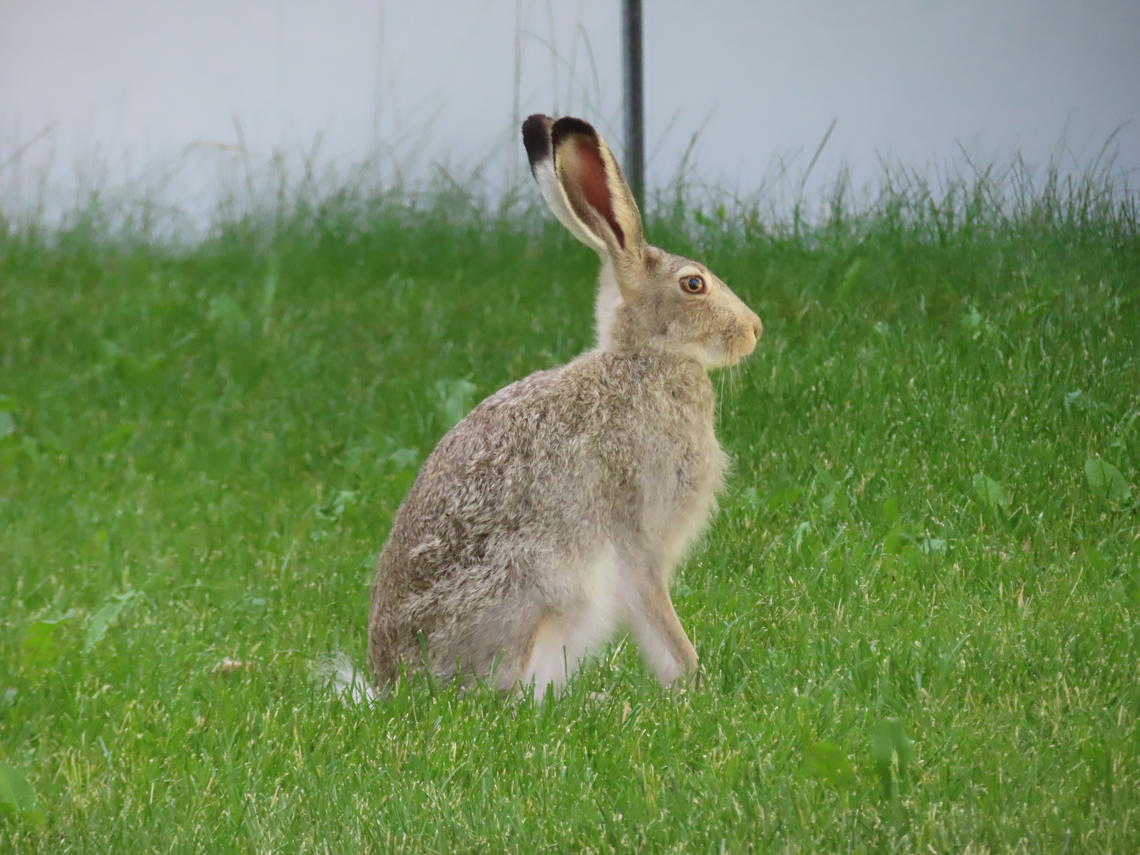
[312,651,377,705]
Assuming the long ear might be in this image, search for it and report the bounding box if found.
[549,116,645,260]
[522,114,607,254]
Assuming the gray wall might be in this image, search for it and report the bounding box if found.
[2,0,1137,222]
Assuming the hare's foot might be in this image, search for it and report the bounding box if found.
[624,578,699,687]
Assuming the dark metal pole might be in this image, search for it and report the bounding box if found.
[622,0,645,210]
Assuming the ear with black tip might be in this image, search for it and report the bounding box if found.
[549,117,644,259]
[522,114,607,253]
[521,114,554,173]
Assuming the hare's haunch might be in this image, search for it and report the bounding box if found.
[367,115,762,697]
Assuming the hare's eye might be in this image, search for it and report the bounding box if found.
[680,275,707,295]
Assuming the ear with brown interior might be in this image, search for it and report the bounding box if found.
[549,117,645,262]
[522,114,607,254]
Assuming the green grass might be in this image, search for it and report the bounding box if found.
[2,171,1138,852]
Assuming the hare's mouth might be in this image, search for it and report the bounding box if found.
[701,341,741,368]
[705,331,758,368]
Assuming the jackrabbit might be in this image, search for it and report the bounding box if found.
[367,115,762,696]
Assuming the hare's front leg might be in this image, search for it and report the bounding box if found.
[623,569,699,686]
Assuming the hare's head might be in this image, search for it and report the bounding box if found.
[523,115,762,368]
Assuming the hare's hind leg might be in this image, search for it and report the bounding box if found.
[483,611,563,698]
[519,593,626,697]
[484,612,536,693]
[520,546,628,698]
[520,613,576,699]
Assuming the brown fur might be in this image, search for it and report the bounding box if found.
[367,115,762,695]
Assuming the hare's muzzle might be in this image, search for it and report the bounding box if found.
[750,313,763,342]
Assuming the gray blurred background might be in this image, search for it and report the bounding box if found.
[2,0,1138,225]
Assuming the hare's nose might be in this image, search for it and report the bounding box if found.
[751,314,763,340]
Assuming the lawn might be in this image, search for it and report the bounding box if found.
[2,172,1138,852]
